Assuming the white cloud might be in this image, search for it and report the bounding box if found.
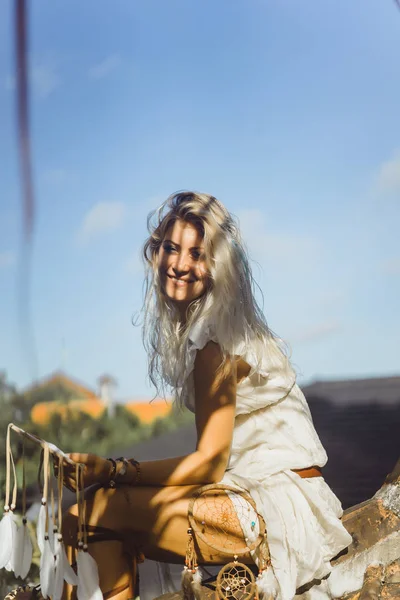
[88,54,121,80]
[375,152,400,196]
[290,320,341,344]
[5,63,60,98]
[77,201,127,243]
[0,251,16,269]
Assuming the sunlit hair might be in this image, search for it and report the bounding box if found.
[141,191,294,404]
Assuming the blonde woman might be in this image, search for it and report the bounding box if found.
[57,192,351,600]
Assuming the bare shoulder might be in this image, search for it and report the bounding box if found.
[194,340,224,371]
[193,341,236,394]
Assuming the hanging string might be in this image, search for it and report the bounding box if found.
[10,450,17,512]
[80,467,88,549]
[43,445,50,536]
[5,425,11,511]
[37,447,44,497]
[36,447,47,555]
[22,439,27,517]
[50,486,56,537]
[5,424,18,511]
[75,464,83,548]
[57,456,64,534]
[43,445,49,500]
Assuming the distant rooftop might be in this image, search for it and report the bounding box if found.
[301,375,400,405]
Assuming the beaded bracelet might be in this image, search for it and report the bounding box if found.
[107,457,141,487]
[106,458,117,488]
[115,457,129,478]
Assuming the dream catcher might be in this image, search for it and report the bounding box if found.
[183,484,271,600]
[0,423,102,600]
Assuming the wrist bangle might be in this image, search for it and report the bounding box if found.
[107,458,117,488]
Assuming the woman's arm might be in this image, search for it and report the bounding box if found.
[65,342,236,490]
[130,341,237,486]
[121,342,236,486]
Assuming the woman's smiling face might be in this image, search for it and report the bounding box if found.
[158,219,209,311]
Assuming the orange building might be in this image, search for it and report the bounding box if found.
[124,400,172,424]
[28,370,171,425]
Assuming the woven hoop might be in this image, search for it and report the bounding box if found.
[187,483,266,556]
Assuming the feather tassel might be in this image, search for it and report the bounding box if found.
[62,544,78,585]
[76,547,103,600]
[13,519,33,579]
[11,434,32,580]
[1,425,17,571]
[256,567,279,599]
[36,503,47,555]
[52,535,64,600]
[48,524,56,554]
[52,533,78,600]
[191,567,203,600]
[181,567,195,600]
[0,511,18,570]
[58,536,78,586]
[40,537,55,599]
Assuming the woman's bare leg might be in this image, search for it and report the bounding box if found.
[62,483,251,599]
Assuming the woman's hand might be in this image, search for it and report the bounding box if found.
[55,453,112,492]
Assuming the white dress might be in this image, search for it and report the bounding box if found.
[138,322,352,600]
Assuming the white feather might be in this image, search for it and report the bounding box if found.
[59,538,78,585]
[76,549,102,600]
[52,536,64,600]
[191,567,203,600]
[181,567,195,600]
[48,525,56,554]
[51,534,78,599]
[256,567,279,599]
[40,538,55,599]
[0,512,17,570]
[63,548,78,585]
[36,504,47,554]
[13,521,33,579]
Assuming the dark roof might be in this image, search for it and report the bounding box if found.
[301,375,400,405]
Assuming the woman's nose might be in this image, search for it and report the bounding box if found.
[172,252,190,274]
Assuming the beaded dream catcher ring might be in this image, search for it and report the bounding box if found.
[183,483,271,600]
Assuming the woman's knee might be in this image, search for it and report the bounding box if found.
[61,486,114,544]
[64,485,131,537]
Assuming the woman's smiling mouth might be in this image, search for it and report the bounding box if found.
[167,274,196,285]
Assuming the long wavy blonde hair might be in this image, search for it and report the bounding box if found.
[141,191,294,403]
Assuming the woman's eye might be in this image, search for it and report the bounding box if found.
[191,250,201,260]
[163,244,176,254]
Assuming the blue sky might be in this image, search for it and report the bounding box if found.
[0,0,399,400]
